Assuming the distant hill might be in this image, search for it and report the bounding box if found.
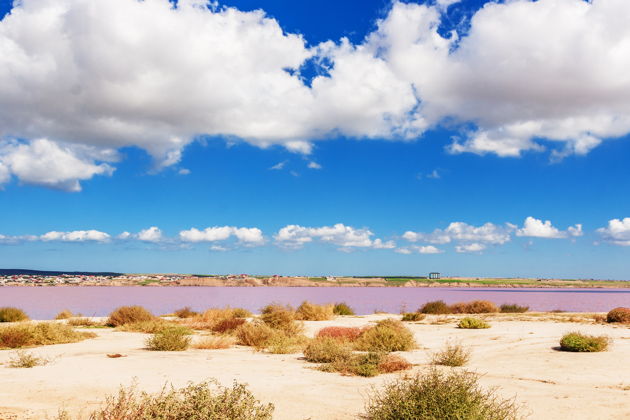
[0,269,122,276]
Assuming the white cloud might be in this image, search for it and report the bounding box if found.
[516,217,582,239]
[596,218,630,246]
[274,223,394,250]
[137,227,163,243]
[404,222,513,245]
[455,243,486,253]
[178,168,191,175]
[307,161,322,170]
[397,245,443,254]
[269,161,287,170]
[179,226,264,246]
[40,230,110,242]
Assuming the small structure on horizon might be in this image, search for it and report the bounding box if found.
[429,272,440,280]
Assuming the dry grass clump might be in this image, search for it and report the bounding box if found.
[333,302,355,316]
[606,307,630,324]
[55,381,274,420]
[54,309,74,320]
[192,335,236,350]
[0,322,96,348]
[401,312,425,322]
[316,326,364,342]
[500,304,529,313]
[235,321,276,349]
[354,319,416,352]
[295,301,334,321]
[559,332,610,352]
[450,300,499,314]
[260,305,303,336]
[304,337,352,363]
[183,307,252,330]
[265,332,307,354]
[458,317,490,329]
[431,342,471,367]
[8,350,51,368]
[361,369,522,420]
[212,318,246,334]
[145,326,191,351]
[106,306,155,327]
[67,317,102,328]
[173,306,198,318]
[419,300,451,314]
[118,319,188,334]
[0,307,29,323]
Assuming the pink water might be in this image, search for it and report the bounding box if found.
[1,286,628,319]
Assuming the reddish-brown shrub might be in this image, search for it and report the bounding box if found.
[212,318,246,334]
[377,354,413,373]
[106,306,155,327]
[316,326,363,342]
[607,307,630,324]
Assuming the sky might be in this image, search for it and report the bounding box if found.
[0,0,629,279]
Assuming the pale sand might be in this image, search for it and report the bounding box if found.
[0,314,629,419]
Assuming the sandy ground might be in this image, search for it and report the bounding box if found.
[0,314,629,420]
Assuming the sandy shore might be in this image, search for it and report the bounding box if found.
[1,314,629,419]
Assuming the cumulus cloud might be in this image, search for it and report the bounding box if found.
[307,161,322,170]
[403,222,513,246]
[179,226,264,246]
[596,218,630,246]
[137,227,163,243]
[516,217,582,239]
[455,243,486,253]
[274,223,395,250]
[40,230,110,242]
[396,245,443,255]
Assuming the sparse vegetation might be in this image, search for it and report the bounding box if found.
[106,306,155,327]
[235,321,276,350]
[322,352,412,377]
[119,319,190,334]
[458,317,490,329]
[145,326,191,351]
[354,319,416,352]
[212,318,247,334]
[173,306,198,318]
[316,326,363,342]
[54,309,74,320]
[401,312,425,322]
[55,380,274,420]
[264,332,307,354]
[361,369,522,420]
[0,322,96,348]
[7,350,51,368]
[606,307,630,324]
[67,317,102,328]
[303,337,352,363]
[192,335,236,350]
[431,342,471,367]
[450,300,499,314]
[260,305,303,336]
[419,300,451,315]
[500,304,529,313]
[333,302,355,316]
[559,332,610,352]
[0,307,29,323]
[295,301,334,321]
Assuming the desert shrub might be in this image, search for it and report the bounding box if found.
[333,302,355,316]
[559,332,610,352]
[145,326,191,351]
[316,326,363,342]
[295,301,334,321]
[192,335,236,350]
[0,307,29,322]
[401,312,425,322]
[419,301,451,315]
[361,369,521,420]
[67,317,102,327]
[260,306,303,336]
[458,317,490,329]
[606,307,630,324]
[54,309,74,320]
[212,318,246,334]
[303,337,352,363]
[0,322,96,348]
[119,319,190,334]
[173,307,198,318]
[335,352,382,377]
[377,354,413,374]
[354,319,416,352]
[265,332,307,354]
[431,342,471,367]
[235,321,276,349]
[8,350,50,368]
[450,300,499,314]
[57,380,274,420]
[106,306,155,327]
[500,304,529,313]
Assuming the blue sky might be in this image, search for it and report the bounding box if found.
[1,0,629,278]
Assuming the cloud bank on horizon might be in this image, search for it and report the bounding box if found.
[1,0,630,190]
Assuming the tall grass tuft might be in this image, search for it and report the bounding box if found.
[295,301,334,321]
[419,301,451,314]
[0,307,29,323]
[559,332,610,352]
[145,326,191,351]
[354,319,416,352]
[106,306,155,327]
[333,302,355,316]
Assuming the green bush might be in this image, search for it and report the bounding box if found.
[354,319,416,352]
[500,304,529,313]
[419,301,451,314]
[56,380,274,420]
[303,337,352,363]
[606,307,630,323]
[0,307,29,322]
[333,302,355,316]
[431,342,471,367]
[107,306,155,327]
[295,301,334,321]
[401,312,425,322]
[457,317,490,329]
[362,369,522,420]
[0,322,96,348]
[559,332,610,352]
[145,326,191,351]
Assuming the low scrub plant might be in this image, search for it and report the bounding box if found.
[54,309,74,320]
[265,332,307,354]
[212,318,246,334]
[0,322,96,348]
[500,304,529,313]
[376,354,413,374]
[56,380,274,420]
[106,306,155,327]
[173,307,198,318]
[295,301,334,321]
[458,317,490,329]
[431,342,471,367]
[333,302,355,316]
[145,326,191,351]
[235,321,276,349]
[8,350,51,368]
[179,307,250,330]
[303,337,352,363]
[67,317,102,328]
[450,300,499,314]
[354,319,416,352]
[361,369,522,420]
[192,335,236,350]
[606,307,630,324]
[120,320,191,334]
[323,352,412,377]
[0,307,29,323]
[401,312,425,322]
[316,326,363,342]
[260,305,303,336]
[559,332,610,352]
[419,301,451,315]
